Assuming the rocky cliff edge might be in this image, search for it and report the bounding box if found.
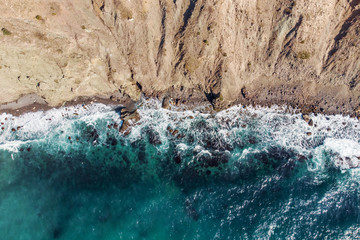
[0,0,360,116]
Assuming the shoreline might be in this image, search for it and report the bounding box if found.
[0,92,359,120]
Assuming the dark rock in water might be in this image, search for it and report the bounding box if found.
[187,135,194,143]
[148,129,162,145]
[53,227,62,239]
[197,151,230,168]
[177,133,185,139]
[84,126,99,144]
[107,137,118,146]
[174,155,181,164]
[137,143,146,163]
[297,154,307,162]
[27,147,31,152]
[252,146,294,170]
[248,136,256,144]
[278,159,296,178]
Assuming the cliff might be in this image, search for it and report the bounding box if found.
[0,0,360,115]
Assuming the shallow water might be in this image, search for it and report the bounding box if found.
[0,100,360,239]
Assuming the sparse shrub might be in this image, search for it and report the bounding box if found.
[35,15,43,21]
[203,39,209,45]
[81,25,86,30]
[297,51,310,60]
[284,7,292,15]
[1,28,11,35]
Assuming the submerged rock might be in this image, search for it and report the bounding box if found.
[148,129,162,145]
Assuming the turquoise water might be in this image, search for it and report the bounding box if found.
[0,100,360,239]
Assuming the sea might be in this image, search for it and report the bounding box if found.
[0,99,359,239]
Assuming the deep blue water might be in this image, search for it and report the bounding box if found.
[0,100,360,239]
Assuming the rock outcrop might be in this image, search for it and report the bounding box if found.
[0,0,360,115]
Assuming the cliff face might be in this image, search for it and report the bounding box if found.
[0,0,360,115]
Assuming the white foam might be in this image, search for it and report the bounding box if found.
[0,140,31,152]
[1,99,359,173]
[324,138,360,157]
[0,103,118,149]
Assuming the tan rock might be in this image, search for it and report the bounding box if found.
[0,0,359,114]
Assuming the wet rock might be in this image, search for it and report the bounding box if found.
[302,114,314,126]
[27,147,31,152]
[148,129,161,145]
[248,137,256,144]
[108,137,118,146]
[297,154,307,162]
[308,119,314,126]
[119,110,140,135]
[162,96,170,109]
[53,227,62,239]
[306,132,312,136]
[174,155,181,164]
[119,120,131,133]
[177,134,185,139]
[11,128,16,132]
